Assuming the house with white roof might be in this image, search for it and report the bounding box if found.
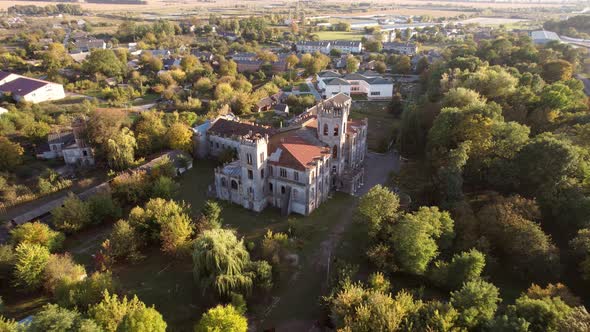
[531,30,561,45]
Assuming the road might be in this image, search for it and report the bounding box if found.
[305,77,323,101]
[262,150,401,332]
[576,74,590,97]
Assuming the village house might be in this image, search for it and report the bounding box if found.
[37,118,94,167]
[195,93,367,215]
[316,70,394,100]
[0,71,65,104]
[73,38,106,52]
[255,92,284,112]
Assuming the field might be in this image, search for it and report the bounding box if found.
[315,30,364,41]
[0,0,569,15]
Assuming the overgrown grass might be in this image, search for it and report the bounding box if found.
[350,101,399,152]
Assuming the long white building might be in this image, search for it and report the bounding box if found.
[317,70,394,100]
[0,71,65,103]
[195,94,367,216]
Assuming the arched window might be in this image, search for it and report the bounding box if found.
[269,183,273,192]
[221,178,227,187]
[281,186,286,194]
[333,125,339,136]
[231,180,238,190]
[333,145,338,158]
[323,123,328,136]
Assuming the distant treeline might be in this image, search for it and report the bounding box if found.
[85,0,147,4]
[8,4,83,16]
[544,15,590,38]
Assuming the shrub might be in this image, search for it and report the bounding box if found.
[51,194,92,233]
[87,193,122,225]
[44,254,86,294]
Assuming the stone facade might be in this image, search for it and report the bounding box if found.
[202,93,367,216]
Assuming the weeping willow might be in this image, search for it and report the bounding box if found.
[192,229,255,296]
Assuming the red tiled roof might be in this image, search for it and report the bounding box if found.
[208,118,275,137]
[269,134,330,171]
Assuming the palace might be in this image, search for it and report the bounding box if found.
[194,93,368,215]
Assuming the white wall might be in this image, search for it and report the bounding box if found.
[22,83,65,103]
[367,83,394,100]
[324,84,351,98]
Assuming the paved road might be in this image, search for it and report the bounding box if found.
[305,77,322,101]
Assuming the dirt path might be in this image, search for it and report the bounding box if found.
[261,151,400,331]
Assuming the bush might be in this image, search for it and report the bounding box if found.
[55,271,115,311]
[10,222,65,253]
[44,254,86,294]
[51,194,92,233]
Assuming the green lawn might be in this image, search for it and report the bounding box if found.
[350,101,400,152]
[314,31,364,41]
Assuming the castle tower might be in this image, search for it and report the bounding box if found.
[316,97,351,177]
[238,132,269,212]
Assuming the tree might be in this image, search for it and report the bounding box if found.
[570,228,590,280]
[516,134,582,195]
[478,195,561,280]
[10,222,64,253]
[346,55,359,73]
[374,60,387,74]
[405,300,460,331]
[133,111,166,156]
[128,198,192,243]
[89,291,146,332]
[542,59,573,83]
[117,306,167,332]
[52,194,92,233]
[390,207,454,274]
[87,193,122,225]
[442,87,487,109]
[87,108,127,157]
[219,59,237,76]
[108,219,143,262]
[357,185,400,238]
[13,243,50,289]
[42,43,70,73]
[450,280,501,329]
[559,306,590,332]
[195,304,248,332]
[331,281,418,332]
[0,316,20,332]
[83,49,125,78]
[55,271,115,311]
[192,229,271,296]
[392,55,411,74]
[166,122,193,153]
[201,200,222,228]
[511,293,572,332]
[28,304,100,332]
[0,137,23,171]
[429,249,486,290]
[44,253,86,293]
[286,54,299,69]
[106,127,137,170]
